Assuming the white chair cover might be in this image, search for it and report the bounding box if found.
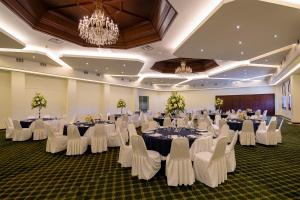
[198,120,208,130]
[177,118,188,128]
[91,124,107,153]
[225,133,238,172]
[12,120,32,141]
[256,120,277,145]
[193,137,227,188]
[190,136,213,161]
[116,118,129,142]
[107,124,121,147]
[66,125,88,155]
[214,114,221,127]
[147,121,159,130]
[276,119,284,143]
[33,119,48,140]
[131,135,161,180]
[5,118,14,139]
[128,123,137,144]
[239,120,256,145]
[118,130,132,167]
[163,117,172,127]
[46,126,67,153]
[166,137,195,186]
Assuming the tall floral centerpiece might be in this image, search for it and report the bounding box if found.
[215,97,224,111]
[117,99,126,114]
[31,93,47,118]
[165,92,185,115]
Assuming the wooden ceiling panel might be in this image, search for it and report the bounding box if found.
[2,0,177,49]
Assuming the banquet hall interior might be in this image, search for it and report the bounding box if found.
[0,0,300,199]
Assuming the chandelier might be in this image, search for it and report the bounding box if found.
[175,61,193,74]
[78,0,119,46]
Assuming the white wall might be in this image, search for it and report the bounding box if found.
[0,70,11,129]
[25,74,67,118]
[109,85,134,114]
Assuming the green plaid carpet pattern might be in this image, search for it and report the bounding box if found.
[0,120,299,199]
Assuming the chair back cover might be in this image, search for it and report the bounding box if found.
[219,124,229,138]
[5,118,13,129]
[118,129,126,147]
[12,120,22,130]
[228,133,238,151]
[214,114,221,126]
[219,119,226,129]
[8,117,14,128]
[148,121,158,130]
[131,135,148,157]
[45,125,54,138]
[263,110,268,117]
[35,119,45,129]
[128,123,137,136]
[163,117,172,127]
[67,125,81,140]
[278,119,284,130]
[242,120,254,133]
[170,137,190,160]
[211,137,227,161]
[267,120,277,132]
[94,124,106,138]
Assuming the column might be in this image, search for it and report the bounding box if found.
[291,74,300,123]
[11,71,26,120]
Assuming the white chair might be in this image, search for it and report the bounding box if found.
[147,121,159,131]
[256,121,277,145]
[276,119,284,143]
[128,123,137,144]
[118,130,132,167]
[66,125,88,155]
[239,120,256,145]
[166,137,195,186]
[214,114,221,127]
[163,117,172,127]
[131,135,161,180]
[190,136,213,161]
[177,118,188,128]
[12,120,32,141]
[261,110,268,121]
[5,117,14,139]
[107,125,121,147]
[33,119,48,140]
[225,133,238,172]
[193,137,227,188]
[198,120,208,130]
[46,126,67,153]
[116,118,129,142]
[91,124,107,153]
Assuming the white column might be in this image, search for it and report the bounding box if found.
[291,75,300,123]
[100,83,110,118]
[66,79,77,118]
[11,71,26,120]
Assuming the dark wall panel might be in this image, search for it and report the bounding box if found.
[216,94,275,116]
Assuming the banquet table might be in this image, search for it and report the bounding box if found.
[142,127,213,157]
[226,119,261,132]
[63,121,115,136]
[20,118,59,128]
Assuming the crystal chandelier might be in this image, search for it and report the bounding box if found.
[78,0,119,46]
[175,61,193,74]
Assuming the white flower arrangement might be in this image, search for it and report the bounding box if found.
[31,93,47,118]
[215,97,224,110]
[117,99,126,113]
[165,92,185,114]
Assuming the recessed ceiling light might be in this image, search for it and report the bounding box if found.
[274,34,278,38]
[223,74,227,77]
[240,51,244,55]
[105,67,109,70]
[86,62,88,65]
[32,56,35,59]
[236,25,240,30]
[200,49,204,52]
[121,71,124,74]
[95,69,98,72]
[238,41,242,45]
[123,64,126,67]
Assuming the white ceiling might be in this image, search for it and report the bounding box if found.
[0,0,299,90]
[61,56,143,75]
[0,31,24,49]
[174,0,300,61]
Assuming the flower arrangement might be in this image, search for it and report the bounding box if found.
[31,93,47,118]
[215,97,224,110]
[165,92,185,114]
[117,99,127,113]
[85,115,94,123]
[239,112,248,120]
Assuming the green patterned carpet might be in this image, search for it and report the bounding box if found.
[0,121,300,199]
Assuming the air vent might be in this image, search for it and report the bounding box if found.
[141,45,153,51]
[16,57,23,62]
[84,71,88,75]
[40,62,47,67]
[48,38,64,44]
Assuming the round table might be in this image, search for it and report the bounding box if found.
[209,114,228,121]
[142,127,211,157]
[20,118,58,128]
[63,121,115,136]
[153,117,176,126]
[226,119,261,132]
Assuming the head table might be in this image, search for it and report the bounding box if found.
[142,127,213,158]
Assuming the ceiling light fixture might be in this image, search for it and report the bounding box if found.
[78,0,119,46]
[175,61,193,75]
[238,41,242,45]
[274,34,278,38]
[236,25,240,30]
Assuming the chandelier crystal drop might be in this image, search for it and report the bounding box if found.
[175,61,193,74]
[78,0,119,46]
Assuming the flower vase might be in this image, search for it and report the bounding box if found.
[121,108,123,114]
[38,107,41,119]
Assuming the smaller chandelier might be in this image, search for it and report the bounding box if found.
[78,0,119,46]
[175,61,193,74]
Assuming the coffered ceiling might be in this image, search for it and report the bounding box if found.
[1,0,176,49]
